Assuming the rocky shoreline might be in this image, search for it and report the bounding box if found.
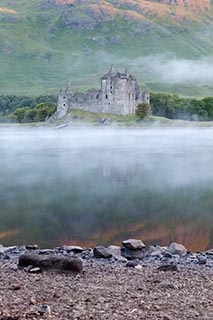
[0,240,213,320]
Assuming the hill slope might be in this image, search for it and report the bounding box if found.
[0,0,213,96]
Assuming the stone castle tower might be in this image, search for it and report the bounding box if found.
[54,65,149,119]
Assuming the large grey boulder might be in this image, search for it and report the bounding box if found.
[93,246,112,259]
[169,242,187,256]
[122,239,146,250]
[121,247,144,260]
[107,245,121,256]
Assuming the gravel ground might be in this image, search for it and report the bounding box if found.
[0,253,213,320]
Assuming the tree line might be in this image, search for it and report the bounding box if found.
[0,93,213,122]
[150,93,213,121]
[0,95,57,123]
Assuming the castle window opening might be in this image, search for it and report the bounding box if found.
[63,96,66,99]
[96,94,99,99]
[106,94,108,99]
[63,104,66,107]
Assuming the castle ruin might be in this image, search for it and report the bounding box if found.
[54,65,149,119]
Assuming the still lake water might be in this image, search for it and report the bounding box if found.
[0,127,213,251]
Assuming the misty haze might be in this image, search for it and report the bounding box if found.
[1,127,213,251]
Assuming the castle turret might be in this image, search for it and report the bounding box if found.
[138,91,150,105]
[125,67,129,76]
[66,82,71,94]
[109,64,116,75]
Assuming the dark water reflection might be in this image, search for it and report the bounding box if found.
[0,127,213,251]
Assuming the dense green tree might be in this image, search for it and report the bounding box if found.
[202,97,213,119]
[136,103,151,119]
[12,108,26,123]
[35,106,49,122]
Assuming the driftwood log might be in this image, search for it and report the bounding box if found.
[18,254,83,274]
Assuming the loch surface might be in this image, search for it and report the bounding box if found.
[0,127,213,251]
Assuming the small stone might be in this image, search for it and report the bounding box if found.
[113,255,128,262]
[135,264,142,270]
[63,245,84,253]
[29,267,41,273]
[93,246,112,259]
[126,261,138,268]
[197,254,207,265]
[169,242,187,255]
[130,308,138,313]
[39,304,51,315]
[38,249,55,254]
[30,297,37,305]
[25,244,39,250]
[9,285,21,290]
[122,239,146,250]
[157,264,179,272]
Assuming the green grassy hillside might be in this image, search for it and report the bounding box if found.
[0,0,213,96]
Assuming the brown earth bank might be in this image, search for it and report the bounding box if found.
[0,242,213,320]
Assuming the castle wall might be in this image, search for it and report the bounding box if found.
[70,90,103,113]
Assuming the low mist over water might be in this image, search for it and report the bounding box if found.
[0,127,213,251]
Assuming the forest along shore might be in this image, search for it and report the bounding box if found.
[0,240,213,320]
